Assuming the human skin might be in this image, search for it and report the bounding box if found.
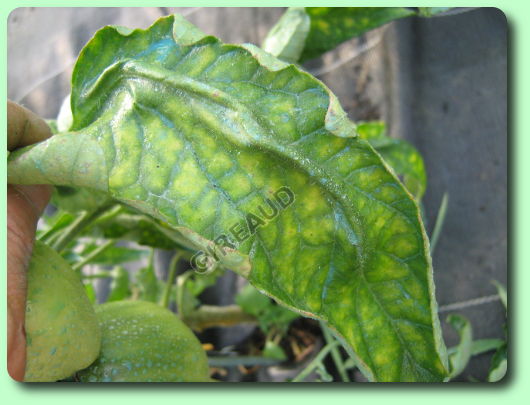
[7,101,52,381]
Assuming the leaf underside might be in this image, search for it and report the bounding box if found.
[8,15,447,381]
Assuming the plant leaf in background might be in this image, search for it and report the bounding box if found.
[357,121,427,200]
[8,15,447,381]
[135,261,161,303]
[89,210,195,251]
[492,280,507,310]
[488,343,507,382]
[106,266,132,302]
[236,284,298,334]
[262,7,310,64]
[417,8,453,17]
[447,338,504,358]
[37,209,75,242]
[446,314,472,379]
[79,243,147,267]
[299,7,415,62]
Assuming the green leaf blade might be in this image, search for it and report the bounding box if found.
[8,15,447,382]
[262,7,310,63]
[357,121,427,200]
[300,7,415,62]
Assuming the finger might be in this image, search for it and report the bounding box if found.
[7,184,52,381]
[7,100,52,151]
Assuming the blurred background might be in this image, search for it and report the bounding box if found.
[7,7,507,382]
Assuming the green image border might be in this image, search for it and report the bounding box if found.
[2,0,523,402]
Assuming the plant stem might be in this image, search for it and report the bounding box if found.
[292,341,340,382]
[184,305,257,331]
[160,251,182,309]
[51,203,115,253]
[175,270,194,319]
[320,322,350,382]
[430,192,449,254]
[72,239,116,272]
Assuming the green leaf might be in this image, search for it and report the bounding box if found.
[84,282,97,304]
[447,338,504,357]
[106,266,131,302]
[488,343,507,382]
[262,7,310,63]
[185,270,222,297]
[299,7,415,62]
[80,243,147,267]
[37,209,75,242]
[57,93,73,132]
[417,8,453,17]
[492,280,507,310]
[263,340,287,361]
[135,263,160,303]
[52,185,112,213]
[45,119,59,134]
[236,284,272,317]
[7,15,447,381]
[357,121,427,200]
[447,314,472,378]
[90,210,192,250]
[236,284,299,334]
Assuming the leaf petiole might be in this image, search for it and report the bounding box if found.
[160,251,182,309]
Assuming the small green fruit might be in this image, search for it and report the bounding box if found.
[78,301,211,382]
[24,241,101,382]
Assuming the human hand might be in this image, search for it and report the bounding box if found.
[7,101,52,381]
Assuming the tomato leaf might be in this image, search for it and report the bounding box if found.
[447,314,472,378]
[106,266,132,302]
[488,343,507,382]
[262,7,310,63]
[357,121,427,200]
[300,7,415,62]
[8,15,448,381]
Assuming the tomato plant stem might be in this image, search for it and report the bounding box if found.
[72,239,116,273]
[160,251,182,309]
[184,305,257,331]
[51,203,116,253]
[320,322,350,382]
[292,340,340,382]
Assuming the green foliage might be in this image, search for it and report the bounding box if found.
[447,314,472,378]
[300,7,415,62]
[492,280,507,310]
[8,14,448,381]
[135,259,161,303]
[236,284,299,334]
[106,266,132,302]
[417,8,453,17]
[488,343,507,382]
[52,186,111,214]
[357,121,427,200]
[77,243,147,267]
[262,341,288,361]
[262,7,310,63]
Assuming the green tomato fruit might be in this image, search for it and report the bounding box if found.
[24,241,101,382]
[78,300,211,382]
